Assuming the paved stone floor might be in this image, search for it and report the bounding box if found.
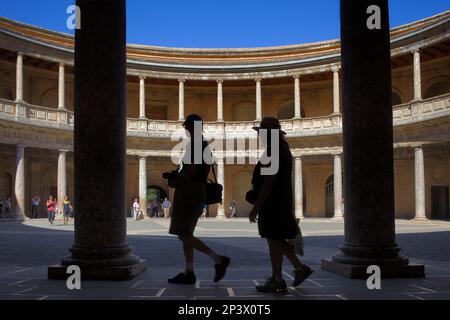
[1,218,450,300]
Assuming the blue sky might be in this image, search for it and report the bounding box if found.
[1,0,449,48]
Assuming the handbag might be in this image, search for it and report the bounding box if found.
[205,165,223,205]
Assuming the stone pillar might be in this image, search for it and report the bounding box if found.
[16,52,24,103]
[333,67,340,114]
[139,156,147,218]
[139,76,146,119]
[57,150,67,212]
[178,79,185,121]
[294,76,301,119]
[333,154,343,220]
[255,78,262,120]
[294,157,304,219]
[217,80,223,122]
[414,146,427,220]
[58,62,66,110]
[413,49,422,101]
[48,0,145,280]
[14,144,26,221]
[216,159,225,218]
[322,0,424,278]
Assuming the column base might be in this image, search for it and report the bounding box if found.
[321,259,425,279]
[332,216,344,221]
[48,257,146,281]
[412,216,429,223]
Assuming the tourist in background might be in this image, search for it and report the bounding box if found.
[229,199,237,218]
[150,199,159,218]
[62,196,73,225]
[0,199,3,217]
[31,195,41,219]
[162,197,171,218]
[46,195,56,224]
[4,197,11,218]
[132,198,140,221]
[247,117,313,293]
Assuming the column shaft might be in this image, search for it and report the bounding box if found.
[16,52,23,102]
[57,150,67,211]
[413,50,422,100]
[333,68,340,114]
[294,76,301,118]
[58,63,65,110]
[139,76,146,119]
[333,154,343,219]
[139,157,147,218]
[178,79,185,121]
[255,78,262,120]
[217,80,223,121]
[216,159,225,218]
[414,147,426,220]
[14,145,26,221]
[294,157,303,219]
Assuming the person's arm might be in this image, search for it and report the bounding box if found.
[249,174,276,223]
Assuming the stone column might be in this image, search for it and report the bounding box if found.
[139,156,147,218]
[14,144,26,221]
[333,67,340,114]
[48,0,145,280]
[255,78,262,120]
[294,157,304,219]
[178,79,185,121]
[16,52,24,103]
[57,150,67,212]
[294,76,301,119]
[414,146,427,220]
[322,0,424,278]
[413,49,422,101]
[217,80,223,122]
[333,154,343,220]
[58,62,66,110]
[139,76,146,119]
[216,159,225,218]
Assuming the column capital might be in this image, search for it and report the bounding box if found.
[293,74,301,79]
[332,66,341,73]
[58,149,70,154]
[59,61,65,67]
[178,78,186,83]
[139,75,147,81]
[411,48,421,54]
[16,144,26,150]
[138,155,148,160]
[17,51,24,57]
[216,79,224,84]
[255,77,262,82]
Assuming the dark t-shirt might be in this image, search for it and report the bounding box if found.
[180,138,211,183]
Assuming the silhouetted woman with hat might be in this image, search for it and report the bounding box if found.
[248,117,313,293]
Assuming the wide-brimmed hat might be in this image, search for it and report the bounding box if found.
[252,117,286,135]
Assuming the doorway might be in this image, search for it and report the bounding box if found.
[431,186,449,220]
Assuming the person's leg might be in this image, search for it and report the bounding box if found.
[179,235,195,273]
[267,239,284,281]
[280,240,303,270]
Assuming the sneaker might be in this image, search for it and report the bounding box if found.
[256,277,288,293]
[214,256,230,283]
[168,271,197,285]
[292,265,314,287]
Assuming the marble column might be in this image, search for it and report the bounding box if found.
[294,76,301,119]
[139,156,147,218]
[322,0,424,278]
[333,68,340,114]
[333,154,343,220]
[413,49,422,101]
[414,146,427,220]
[16,52,24,103]
[48,0,145,280]
[58,62,66,110]
[178,79,185,121]
[217,80,223,122]
[294,157,304,219]
[216,159,225,218]
[57,150,67,212]
[255,78,262,121]
[139,76,146,119]
[14,144,26,221]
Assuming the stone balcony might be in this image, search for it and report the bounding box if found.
[0,93,449,140]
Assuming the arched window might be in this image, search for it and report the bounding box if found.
[231,101,256,121]
[424,80,450,99]
[325,175,334,218]
[40,88,58,108]
[278,100,306,119]
[0,88,13,100]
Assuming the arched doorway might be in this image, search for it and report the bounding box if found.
[391,91,402,106]
[325,174,334,218]
[424,79,450,99]
[231,171,253,217]
[231,101,256,121]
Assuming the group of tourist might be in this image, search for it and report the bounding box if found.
[131,197,172,221]
[164,114,313,293]
[30,194,73,225]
